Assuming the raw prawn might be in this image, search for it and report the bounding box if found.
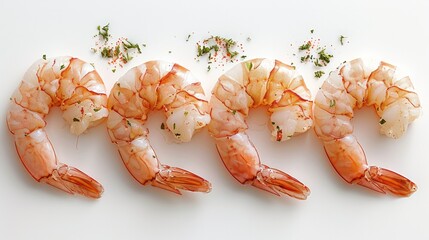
[208,58,312,199]
[313,59,421,197]
[107,61,211,194]
[7,56,108,198]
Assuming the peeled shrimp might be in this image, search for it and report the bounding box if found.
[107,61,211,194]
[208,58,312,199]
[7,56,108,198]
[314,59,421,197]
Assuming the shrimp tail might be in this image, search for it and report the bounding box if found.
[252,165,310,200]
[40,163,103,199]
[151,165,212,194]
[357,166,417,197]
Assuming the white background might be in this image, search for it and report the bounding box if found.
[1,0,428,239]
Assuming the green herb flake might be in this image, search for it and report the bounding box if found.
[160,123,165,130]
[186,34,191,42]
[314,71,325,78]
[207,65,211,72]
[175,133,181,137]
[112,68,116,73]
[60,64,65,70]
[123,40,142,53]
[97,23,110,41]
[318,49,333,65]
[329,99,336,107]
[173,123,176,130]
[245,62,253,71]
[310,29,314,34]
[42,54,46,60]
[127,120,131,126]
[241,55,247,59]
[93,108,101,112]
[379,118,386,125]
[73,118,80,122]
[299,41,311,51]
[271,122,275,125]
[123,52,133,63]
[184,111,189,116]
[232,110,237,115]
[340,35,347,45]
[101,47,113,58]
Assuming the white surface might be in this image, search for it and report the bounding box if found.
[1,0,428,239]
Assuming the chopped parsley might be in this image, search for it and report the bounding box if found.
[97,23,110,41]
[299,41,311,51]
[340,35,347,45]
[245,62,253,71]
[73,118,80,122]
[310,29,314,34]
[93,108,101,112]
[317,49,333,65]
[379,118,386,125]
[329,99,336,107]
[42,54,46,60]
[123,40,142,53]
[122,52,133,63]
[92,23,143,69]
[101,47,113,58]
[314,71,325,78]
[160,123,165,130]
[195,35,246,71]
[232,110,237,115]
[127,120,131,126]
[60,64,65,70]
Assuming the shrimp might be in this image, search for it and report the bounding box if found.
[208,58,312,199]
[107,61,211,194]
[314,58,421,197]
[6,56,108,198]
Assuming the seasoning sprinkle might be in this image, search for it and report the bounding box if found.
[379,118,386,125]
[314,71,325,78]
[340,35,347,45]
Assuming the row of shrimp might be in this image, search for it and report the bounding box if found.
[6,56,421,199]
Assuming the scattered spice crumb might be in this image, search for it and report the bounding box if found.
[42,54,46,60]
[92,23,144,72]
[292,29,344,79]
[195,35,246,71]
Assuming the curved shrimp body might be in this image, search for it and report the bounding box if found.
[7,57,108,198]
[209,58,313,199]
[314,58,421,196]
[107,61,211,194]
